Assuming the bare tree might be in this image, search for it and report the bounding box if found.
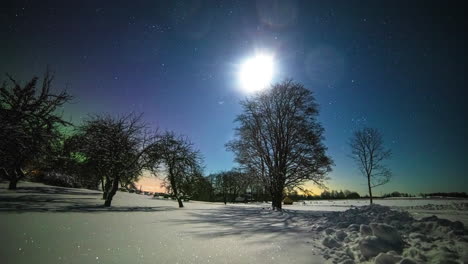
[0,71,72,189]
[349,127,392,204]
[70,113,155,206]
[211,170,250,204]
[147,131,203,208]
[227,80,333,210]
[189,174,213,201]
[215,172,230,205]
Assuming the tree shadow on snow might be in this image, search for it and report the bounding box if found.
[164,206,329,241]
[0,201,177,213]
[4,185,101,196]
[0,185,176,213]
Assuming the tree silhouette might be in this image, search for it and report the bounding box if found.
[70,113,154,206]
[211,170,250,204]
[0,71,72,189]
[349,127,392,204]
[227,80,333,210]
[147,132,203,208]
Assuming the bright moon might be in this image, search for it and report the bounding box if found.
[239,54,274,93]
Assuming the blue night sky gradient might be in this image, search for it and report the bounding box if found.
[1,1,466,194]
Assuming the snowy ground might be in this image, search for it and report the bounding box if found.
[1,182,467,264]
[284,199,468,226]
[0,182,324,264]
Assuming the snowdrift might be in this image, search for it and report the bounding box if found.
[313,205,467,264]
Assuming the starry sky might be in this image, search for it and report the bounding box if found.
[1,1,466,195]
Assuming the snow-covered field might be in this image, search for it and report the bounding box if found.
[1,182,467,264]
[284,199,468,226]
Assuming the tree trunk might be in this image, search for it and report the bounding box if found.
[232,189,238,203]
[168,172,184,208]
[8,167,26,190]
[104,177,119,207]
[8,178,18,190]
[177,198,184,208]
[271,179,284,211]
[272,192,283,211]
[103,177,111,199]
[367,175,373,205]
[101,178,105,197]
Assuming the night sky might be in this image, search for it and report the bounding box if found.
[1,1,466,195]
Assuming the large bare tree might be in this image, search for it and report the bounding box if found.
[0,71,72,189]
[227,80,333,210]
[349,127,392,204]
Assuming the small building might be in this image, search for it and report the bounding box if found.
[283,196,294,205]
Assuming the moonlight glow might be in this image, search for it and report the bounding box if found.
[239,54,274,93]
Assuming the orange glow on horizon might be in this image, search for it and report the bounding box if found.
[133,175,328,196]
[134,174,166,193]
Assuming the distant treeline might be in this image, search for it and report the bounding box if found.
[286,190,362,201]
[420,192,468,198]
[289,190,468,200]
[376,191,467,199]
[381,192,416,198]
